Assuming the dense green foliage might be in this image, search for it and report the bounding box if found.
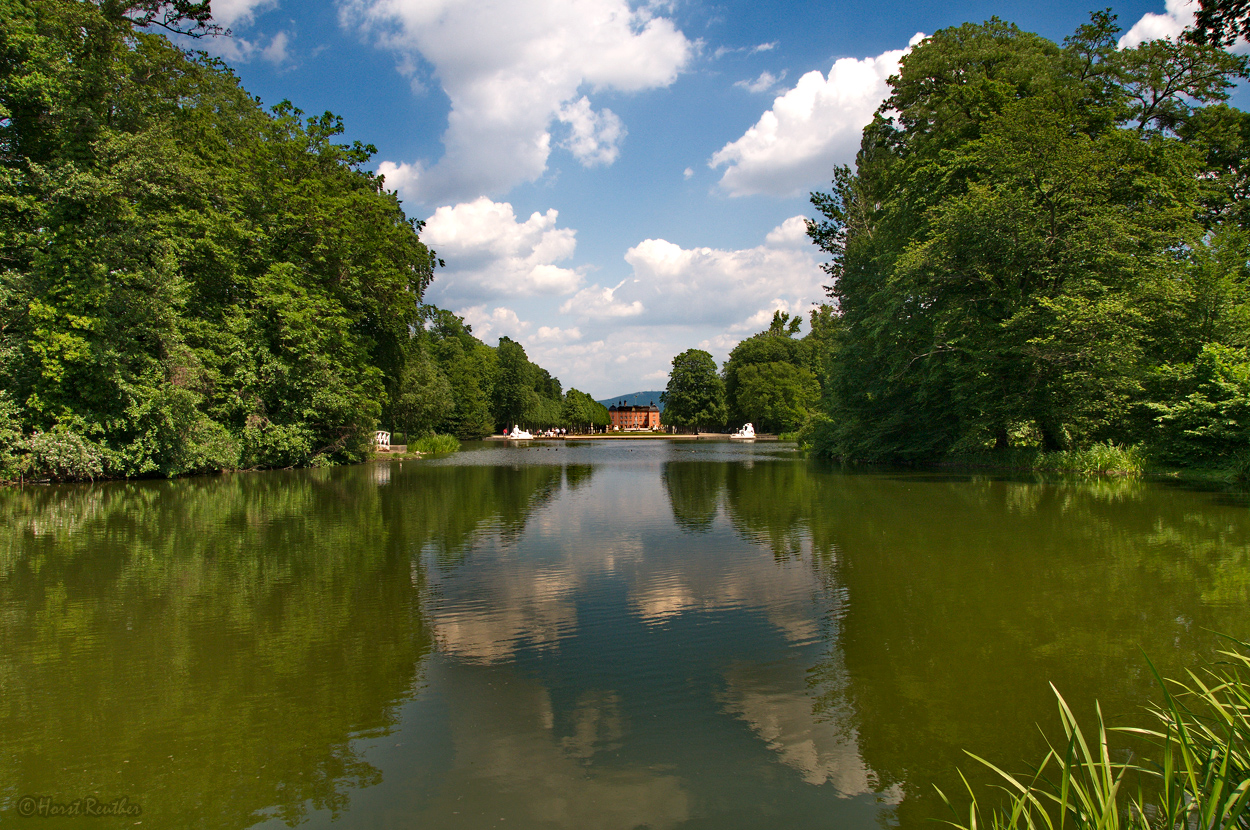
[490,336,565,431]
[661,349,727,431]
[806,13,1250,467]
[561,387,610,431]
[657,308,840,436]
[722,310,826,434]
[0,1,572,480]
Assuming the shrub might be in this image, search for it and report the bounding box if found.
[1147,345,1250,466]
[948,442,1146,476]
[21,431,107,482]
[797,412,837,456]
[1227,450,1250,483]
[241,419,315,469]
[1043,442,1145,476]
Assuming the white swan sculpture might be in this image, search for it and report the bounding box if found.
[731,423,756,439]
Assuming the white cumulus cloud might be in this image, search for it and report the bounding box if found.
[764,215,811,247]
[561,216,827,329]
[735,70,785,94]
[261,30,291,64]
[1119,0,1195,48]
[342,0,693,204]
[201,29,293,64]
[421,198,583,306]
[210,0,278,26]
[459,306,531,343]
[559,280,645,320]
[710,33,925,198]
[378,160,422,204]
[557,97,626,166]
[532,325,583,344]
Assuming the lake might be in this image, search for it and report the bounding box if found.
[2,440,1248,829]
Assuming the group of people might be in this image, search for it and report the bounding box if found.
[503,426,571,438]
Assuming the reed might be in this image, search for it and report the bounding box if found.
[412,434,461,455]
[951,443,1146,476]
[938,638,1250,830]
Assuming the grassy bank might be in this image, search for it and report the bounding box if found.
[940,638,1250,830]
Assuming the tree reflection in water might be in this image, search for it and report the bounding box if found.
[4,448,1249,829]
[0,460,564,827]
[713,462,1250,827]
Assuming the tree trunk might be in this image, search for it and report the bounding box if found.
[1040,423,1064,452]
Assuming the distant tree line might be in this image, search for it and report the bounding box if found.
[662,308,835,434]
[391,315,608,439]
[0,0,595,481]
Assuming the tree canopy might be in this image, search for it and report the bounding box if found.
[662,349,727,432]
[722,311,821,434]
[806,13,1250,464]
[0,0,572,480]
[1190,0,1250,46]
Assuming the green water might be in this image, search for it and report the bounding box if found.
[2,440,1248,829]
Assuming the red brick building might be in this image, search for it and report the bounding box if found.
[608,401,661,431]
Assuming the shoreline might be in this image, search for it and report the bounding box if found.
[485,433,783,441]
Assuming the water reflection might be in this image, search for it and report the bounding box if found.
[399,664,691,830]
[3,445,1249,830]
[662,461,725,532]
[0,461,567,827]
[713,465,1250,826]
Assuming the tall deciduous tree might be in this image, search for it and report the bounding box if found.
[807,13,1248,461]
[662,349,726,432]
[560,389,608,432]
[722,311,818,433]
[493,337,535,429]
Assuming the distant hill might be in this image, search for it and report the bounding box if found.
[598,391,666,412]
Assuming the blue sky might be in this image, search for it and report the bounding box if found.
[194,0,1220,398]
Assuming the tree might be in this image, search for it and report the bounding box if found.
[106,0,223,37]
[492,338,534,429]
[411,309,493,440]
[734,362,820,434]
[561,389,608,432]
[661,349,726,432]
[389,348,453,438]
[723,311,812,429]
[0,2,562,478]
[1190,0,1250,46]
[806,13,1245,461]
[1115,36,1246,134]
